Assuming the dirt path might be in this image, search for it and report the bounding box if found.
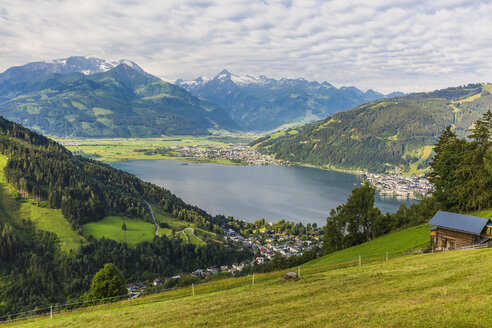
[176,227,206,244]
[144,201,158,236]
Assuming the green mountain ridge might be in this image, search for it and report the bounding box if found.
[253,83,492,173]
[0,114,250,316]
[0,64,239,137]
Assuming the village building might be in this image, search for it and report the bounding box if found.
[192,269,204,277]
[428,211,492,251]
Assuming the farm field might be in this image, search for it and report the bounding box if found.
[56,136,254,163]
[81,216,162,245]
[0,154,84,252]
[16,247,492,327]
[81,206,213,246]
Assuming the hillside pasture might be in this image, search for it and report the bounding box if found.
[82,216,158,245]
[0,154,84,252]
[16,247,492,327]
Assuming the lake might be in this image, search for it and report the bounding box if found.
[111,160,417,226]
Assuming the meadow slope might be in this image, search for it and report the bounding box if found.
[14,248,492,328]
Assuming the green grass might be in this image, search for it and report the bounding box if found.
[308,209,492,267]
[153,207,215,244]
[56,136,253,163]
[182,228,204,246]
[82,216,158,245]
[24,203,83,251]
[469,208,492,220]
[307,224,430,266]
[405,145,433,176]
[0,154,83,252]
[16,247,492,327]
[153,207,190,230]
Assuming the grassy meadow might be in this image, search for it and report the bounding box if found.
[14,247,492,327]
[306,224,430,266]
[81,206,213,246]
[153,206,213,245]
[0,154,84,252]
[81,216,160,245]
[1,153,208,249]
[56,135,254,163]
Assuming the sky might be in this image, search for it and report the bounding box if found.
[1,0,492,93]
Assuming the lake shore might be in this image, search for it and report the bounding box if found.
[111,158,417,226]
[60,137,427,201]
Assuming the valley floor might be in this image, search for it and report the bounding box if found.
[14,248,492,327]
[57,136,254,163]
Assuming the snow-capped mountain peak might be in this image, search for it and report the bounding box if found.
[213,70,259,85]
[0,56,159,83]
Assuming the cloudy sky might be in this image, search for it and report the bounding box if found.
[0,0,492,93]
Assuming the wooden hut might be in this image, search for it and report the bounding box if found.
[428,211,491,251]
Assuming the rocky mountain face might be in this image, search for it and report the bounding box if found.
[177,70,398,131]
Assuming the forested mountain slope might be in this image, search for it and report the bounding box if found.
[253,83,492,173]
[0,116,249,316]
[0,60,238,137]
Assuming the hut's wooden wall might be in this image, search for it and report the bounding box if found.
[431,228,479,250]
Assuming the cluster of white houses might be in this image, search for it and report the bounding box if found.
[223,228,319,260]
[364,172,433,199]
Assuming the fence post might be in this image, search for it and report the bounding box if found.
[386,252,388,260]
[130,295,132,306]
[50,305,52,320]
[252,273,255,285]
[359,255,361,266]
[298,265,300,277]
[192,283,195,296]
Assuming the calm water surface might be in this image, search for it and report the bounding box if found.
[112,160,417,226]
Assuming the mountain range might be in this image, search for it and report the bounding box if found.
[0,57,238,137]
[252,83,492,173]
[0,57,405,137]
[177,70,404,131]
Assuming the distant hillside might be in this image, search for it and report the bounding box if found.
[0,57,238,137]
[177,70,399,131]
[253,83,492,173]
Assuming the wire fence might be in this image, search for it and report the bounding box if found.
[0,244,447,326]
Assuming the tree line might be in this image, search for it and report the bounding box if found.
[0,218,251,318]
[0,117,225,236]
[323,111,492,253]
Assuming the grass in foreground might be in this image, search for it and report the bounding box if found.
[16,248,492,327]
[307,224,430,266]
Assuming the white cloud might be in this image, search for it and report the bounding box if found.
[0,0,491,93]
